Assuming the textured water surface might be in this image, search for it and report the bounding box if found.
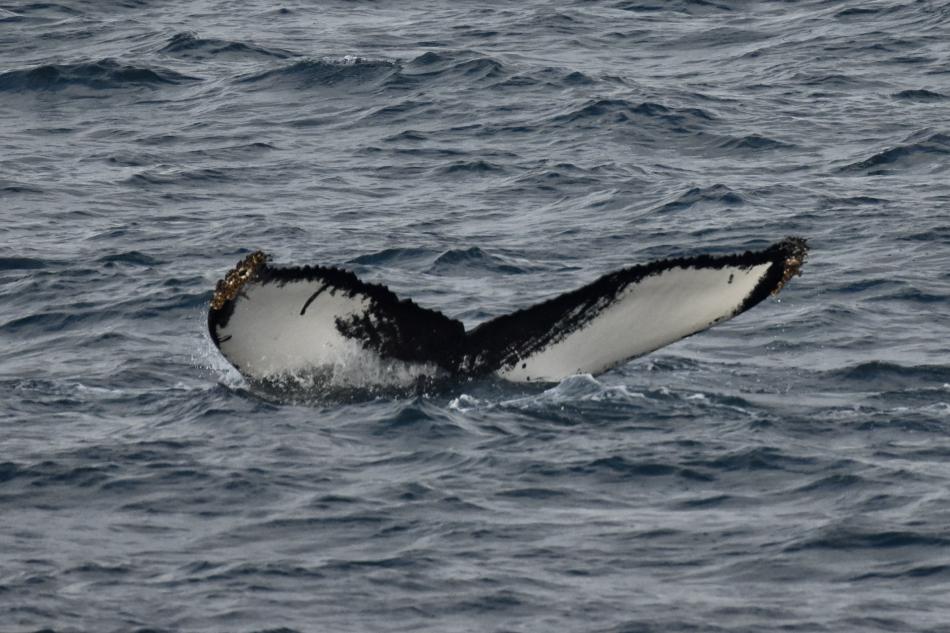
[2,1,950,631]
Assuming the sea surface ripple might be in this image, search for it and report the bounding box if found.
[2,1,950,632]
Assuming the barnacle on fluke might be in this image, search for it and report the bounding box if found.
[772,237,808,296]
[210,250,268,310]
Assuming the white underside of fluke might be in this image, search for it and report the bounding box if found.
[496,262,772,382]
[215,281,442,387]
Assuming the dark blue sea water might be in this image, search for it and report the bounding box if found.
[2,1,950,631]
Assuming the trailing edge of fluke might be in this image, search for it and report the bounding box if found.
[208,237,807,385]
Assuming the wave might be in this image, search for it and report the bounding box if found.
[237,56,399,90]
[383,129,429,142]
[899,225,950,243]
[347,244,545,276]
[0,59,199,92]
[817,194,886,208]
[366,99,716,140]
[551,68,595,86]
[893,88,946,102]
[835,6,898,19]
[96,251,160,267]
[361,99,436,125]
[428,247,536,275]
[868,285,947,304]
[716,133,795,151]
[388,146,467,159]
[655,184,744,212]
[565,455,712,481]
[503,163,602,192]
[851,564,950,581]
[493,374,751,426]
[182,142,278,161]
[687,446,816,473]
[792,71,879,89]
[0,181,44,194]
[789,473,866,494]
[490,67,595,90]
[436,160,507,175]
[834,277,896,295]
[159,32,294,60]
[1,310,101,335]
[613,0,744,16]
[347,247,437,267]
[2,2,80,20]
[402,51,506,85]
[671,26,773,48]
[784,526,950,552]
[0,459,112,490]
[823,361,950,386]
[0,256,49,271]
[547,98,714,134]
[839,131,950,174]
[124,166,256,187]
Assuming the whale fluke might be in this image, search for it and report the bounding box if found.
[208,237,807,387]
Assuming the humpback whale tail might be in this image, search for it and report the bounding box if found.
[208,237,807,389]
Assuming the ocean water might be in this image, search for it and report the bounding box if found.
[2,1,950,631]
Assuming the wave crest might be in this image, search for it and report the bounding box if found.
[237,56,399,90]
[839,132,950,174]
[160,32,293,60]
[0,58,198,92]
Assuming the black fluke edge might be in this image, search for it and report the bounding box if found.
[208,237,808,379]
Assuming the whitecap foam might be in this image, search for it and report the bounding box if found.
[244,338,447,401]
